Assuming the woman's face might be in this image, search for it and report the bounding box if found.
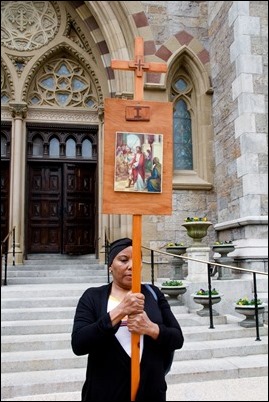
[110,246,132,290]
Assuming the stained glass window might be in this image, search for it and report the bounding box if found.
[172,77,193,170]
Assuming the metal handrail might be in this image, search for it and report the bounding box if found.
[1,226,16,286]
[142,245,268,340]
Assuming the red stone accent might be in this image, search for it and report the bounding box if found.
[175,31,193,46]
[146,72,161,83]
[198,49,210,64]
[98,40,109,55]
[144,40,156,56]
[132,12,149,28]
[156,46,172,62]
[85,15,99,31]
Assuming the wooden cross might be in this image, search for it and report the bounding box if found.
[111,37,167,101]
[111,37,168,401]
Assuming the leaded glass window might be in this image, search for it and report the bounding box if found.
[82,139,92,158]
[66,138,76,157]
[172,77,193,170]
[49,137,60,157]
[33,137,43,157]
[1,134,7,156]
[173,99,193,169]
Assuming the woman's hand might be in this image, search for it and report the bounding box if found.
[121,291,145,316]
[127,311,160,339]
[109,292,144,327]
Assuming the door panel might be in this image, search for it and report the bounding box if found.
[1,162,10,241]
[28,163,95,254]
[63,164,95,254]
[28,165,62,253]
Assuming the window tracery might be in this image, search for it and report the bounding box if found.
[1,1,59,51]
[28,57,98,109]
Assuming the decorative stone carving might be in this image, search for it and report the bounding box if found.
[9,102,28,118]
[1,1,59,51]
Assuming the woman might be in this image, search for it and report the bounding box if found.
[71,238,184,401]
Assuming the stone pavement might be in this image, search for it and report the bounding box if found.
[167,376,268,401]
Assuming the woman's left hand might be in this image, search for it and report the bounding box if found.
[127,311,159,339]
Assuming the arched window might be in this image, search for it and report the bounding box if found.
[174,98,193,170]
[32,137,43,157]
[82,138,92,158]
[169,54,213,190]
[66,138,76,157]
[49,137,60,157]
[1,134,7,156]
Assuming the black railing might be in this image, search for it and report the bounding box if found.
[1,227,16,286]
[142,246,268,341]
[86,231,268,341]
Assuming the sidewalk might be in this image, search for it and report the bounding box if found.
[167,376,268,401]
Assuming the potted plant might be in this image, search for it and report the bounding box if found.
[161,280,188,299]
[234,297,267,327]
[212,240,235,257]
[191,288,222,316]
[182,217,212,246]
[165,242,187,256]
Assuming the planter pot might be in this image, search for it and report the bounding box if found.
[165,247,187,280]
[161,286,188,306]
[182,222,212,246]
[191,293,222,316]
[212,244,235,257]
[165,246,187,256]
[161,286,187,299]
[234,304,266,327]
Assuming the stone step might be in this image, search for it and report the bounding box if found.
[1,307,76,321]
[7,264,106,270]
[5,276,107,285]
[1,296,80,309]
[0,283,103,299]
[1,335,267,373]
[1,354,268,400]
[6,270,107,277]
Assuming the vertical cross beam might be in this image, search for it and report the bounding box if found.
[111,37,167,101]
[111,37,167,401]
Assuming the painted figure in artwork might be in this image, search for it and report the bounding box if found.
[131,146,146,191]
[147,157,162,192]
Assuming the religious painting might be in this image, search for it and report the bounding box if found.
[114,131,163,193]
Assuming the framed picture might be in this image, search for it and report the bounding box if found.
[114,131,163,193]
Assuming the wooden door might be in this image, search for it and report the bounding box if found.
[63,164,95,254]
[28,164,62,253]
[28,163,96,254]
[1,162,10,241]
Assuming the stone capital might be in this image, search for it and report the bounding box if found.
[9,102,28,119]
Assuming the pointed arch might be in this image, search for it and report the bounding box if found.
[21,43,104,107]
[1,59,15,104]
[152,30,214,189]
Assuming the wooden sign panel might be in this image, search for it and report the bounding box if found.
[103,98,173,215]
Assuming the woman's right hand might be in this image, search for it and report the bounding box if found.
[121,291,145,316]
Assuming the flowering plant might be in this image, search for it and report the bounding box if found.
[195,288,219,296]
[166,242,184,247]
[213,240,233,245]
[236,297,262,306]
[184,217,208,222]
[162,280,184,286]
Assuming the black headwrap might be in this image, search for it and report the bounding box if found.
[108,237,132,267]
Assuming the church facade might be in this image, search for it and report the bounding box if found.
[1,1,267,272]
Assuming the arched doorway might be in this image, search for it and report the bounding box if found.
[26,124,98,255]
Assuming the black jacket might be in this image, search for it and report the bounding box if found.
[71,283,184,401]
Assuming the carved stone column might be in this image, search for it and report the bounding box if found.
[8,102,28,263]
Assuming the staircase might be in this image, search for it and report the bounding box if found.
[1,255,268,401]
